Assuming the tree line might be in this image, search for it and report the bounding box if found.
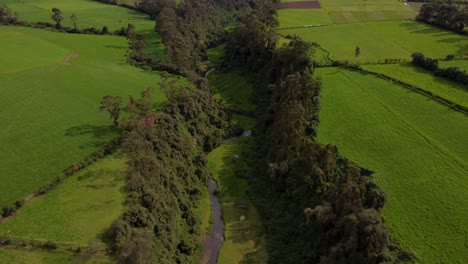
[411,52,468,86]
[100,74,231,263]
[222,3,413,263]
[416,0,468,34]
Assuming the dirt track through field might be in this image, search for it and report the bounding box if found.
[60,53,79,64]
[278,1,321,9]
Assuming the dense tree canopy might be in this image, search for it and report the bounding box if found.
[417,0,468,34]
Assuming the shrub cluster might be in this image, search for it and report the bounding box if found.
[416,0,468,34]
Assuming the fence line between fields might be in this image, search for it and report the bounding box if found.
[342,66,468,116]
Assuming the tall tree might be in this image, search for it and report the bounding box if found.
[70,13,77,31]
[99,95,122,127]
[51,8,63,29]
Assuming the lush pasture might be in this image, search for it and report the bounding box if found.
[363,63,468,107]
[3,0,164,57]
[0,247,113,264]
[0,154,126,245]
[0,26,164,208]
[316,68,468,264]
[277,9,332,28]
[280,21,468,63]
[207,137,268,263]
[319,0,416,23]
[439,59,468,72]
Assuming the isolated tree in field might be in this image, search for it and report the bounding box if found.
[355,46,360,57]
[0,4,18,24]
[100,95,122,127]
[70,13,77,31]
[51,8,63,29]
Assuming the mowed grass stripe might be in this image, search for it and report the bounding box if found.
[0,26,164,207]
[316,67,468,264]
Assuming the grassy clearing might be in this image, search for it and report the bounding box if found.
[0,154,126,245]
[209,71,254,112]
[0,247,113,264]
[362,63,468,107]
[207,137,268,263]
[206,44,225,66]
[3,0,164,58]
[316,67,468,264]
[439,59,468,72]
[0,26,164,207]
[277,9,332,28]
[280,21,468,63]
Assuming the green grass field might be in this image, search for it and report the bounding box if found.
[316,67,468,264]
[277,9,332,28]
[3,0,164,58]
[0,247,114,264]
[362,63,468,107]
[0,154,126,245]
[279,21,468,63]
[439,59,468,72]
[207,138,268,263]
[0,26,164,208]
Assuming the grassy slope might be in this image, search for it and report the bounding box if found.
[207,137,268,263]
[0,154,126,245]
[3,0,164,58]
[362,63,468,107]
[280,21,468,63]
[316,68,468,264]
[208,71,255,130]
[0,26,164,207]
[0,247,113,264]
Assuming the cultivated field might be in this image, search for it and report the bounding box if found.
[363,63,468,107]
[0,26,164,208]
[2,0,164,57]
[316,67,468,264]
[279,21,468,63]
[207,137,268,263]
[277,9,332,28]
[0,154,126,245]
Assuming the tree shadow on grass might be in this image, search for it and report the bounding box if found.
[65,124,115,139]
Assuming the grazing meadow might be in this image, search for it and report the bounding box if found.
[0,26,164,208]
[362,63,468,107]
[279,21,468,63]
[207,137,268,263]
[0,154,126,245]
[316,67,468,264]
[2,0,164,57]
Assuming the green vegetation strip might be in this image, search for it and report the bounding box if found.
[317,67,468,264]
[207,137,268,263]
[0,154,126,245]
[0,26,164,207]
[362,63,468,108]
